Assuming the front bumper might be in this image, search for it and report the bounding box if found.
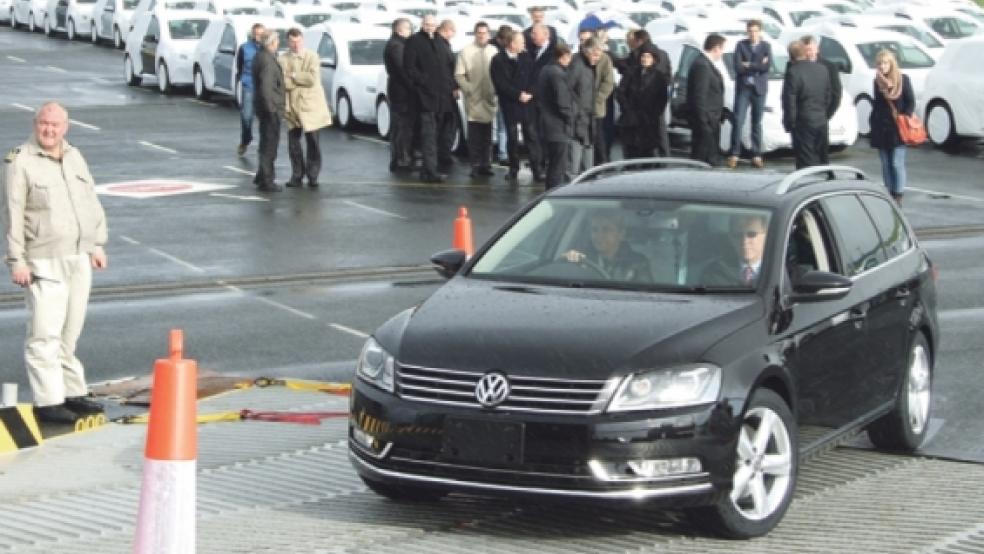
[348,380,740,505]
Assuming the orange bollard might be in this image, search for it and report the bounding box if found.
[452,206,474,257]
[134,329,198,554]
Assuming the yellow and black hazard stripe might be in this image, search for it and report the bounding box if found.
[0,405,43,454]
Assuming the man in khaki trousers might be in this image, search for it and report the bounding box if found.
[3,102,108,424]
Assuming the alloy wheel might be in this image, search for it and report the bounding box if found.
[731,406,794,521]
[907,344,931,435]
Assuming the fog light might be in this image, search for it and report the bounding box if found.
[589,457,703,482]
[352,426,377,450]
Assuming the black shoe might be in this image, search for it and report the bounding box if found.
[308,181,319,188]
[258,184,283,192]
[237,144,247,156]
[65,396,104,415]
[34,404,80,424]
[420,173,445,183]
[505,171,518,181]
[477,166,495,176]
[285,179,303,188]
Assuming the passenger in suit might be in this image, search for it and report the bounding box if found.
[700,213,770,288]
[687,34,726,167]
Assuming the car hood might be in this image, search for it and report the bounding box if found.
[392,278,763,380]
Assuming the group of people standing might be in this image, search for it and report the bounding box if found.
[237,24,332,192]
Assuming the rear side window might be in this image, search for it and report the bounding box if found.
[859,195,912,259]
[821,194,886,276]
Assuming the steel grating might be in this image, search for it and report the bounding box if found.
[2,386,984,553]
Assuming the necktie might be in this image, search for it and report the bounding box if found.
[742,266,755,285]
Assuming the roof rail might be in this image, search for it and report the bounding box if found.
[569,158,712,185]
[774,165,867,195]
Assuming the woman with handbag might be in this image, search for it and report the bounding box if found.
[869,49,916,204]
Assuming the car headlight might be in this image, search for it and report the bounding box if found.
[356,337,395,393]
[607,364,721,412]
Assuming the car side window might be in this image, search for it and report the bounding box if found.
[819,37,851,73]
[785,205,840,282]
[104,1,114,12]
[218,24,235,51]
[145,16,159,42]
[764,7,783,25]
[676,45,699,79]
[318,33,337,65]
[821,194,887,276]
[859,195,912,260]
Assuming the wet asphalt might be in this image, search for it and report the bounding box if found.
[0,24,982,461]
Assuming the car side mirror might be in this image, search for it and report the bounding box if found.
[790,270,852,303]
[430,249,467,279]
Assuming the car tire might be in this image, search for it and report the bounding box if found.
[193,66,210,100]
[855,94,873,138]
[689,388,798,539]
[157,61,171,95]
[124,54,140,86]
[360,476,447,502]
[113,25,122,49]
[67,18,75,40]
[336,90,353,129]
[376,96,391,139]
[719,110,735,157]
[867,332,932,451]
[926,101,957,148]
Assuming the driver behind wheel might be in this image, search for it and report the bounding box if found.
[561,209,653,283]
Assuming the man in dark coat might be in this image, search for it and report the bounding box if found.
[384,18,414,172]
[536,43,574,190]
[435,19,460,170]
[782,41,832,169]
[802,35,842,164]
[252,31,285,192]
[687,34,726,167]
[523,6,557,54]
[525,22,556,181]
[567,37,600,176]
[616,43,670,159]
[404,15,455,182]
[491,28,538,181]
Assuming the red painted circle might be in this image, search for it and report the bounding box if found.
[106,182,193,193]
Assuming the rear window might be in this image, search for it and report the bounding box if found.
[821,195,886,276]
[294,12,333,26]
[348,39,386,65]
[169,18,209,39]
[859,195,912,260]
[879,24,943,49]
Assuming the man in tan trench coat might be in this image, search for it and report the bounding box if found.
[454,21,498,178]
[281,27,332,188]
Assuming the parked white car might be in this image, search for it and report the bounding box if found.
[42,0,96,39]
[804,14,946,59]
[919,37,984,147]
[11,0,48,31]
[305,22,389,129]
[663,33,857,155]
[204,0,271,16]
[864,4,982,42]
[124,8,218,93]
[90,0,138,47]
[780,26,935,136]
[190,14,291,101]
[0,0,12,23]
[741,0,834,28]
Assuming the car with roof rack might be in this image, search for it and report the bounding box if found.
[349,158,939,539]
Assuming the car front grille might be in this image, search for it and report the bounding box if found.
[396,364,619,415]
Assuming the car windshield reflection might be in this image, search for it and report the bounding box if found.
[469,198,773,292]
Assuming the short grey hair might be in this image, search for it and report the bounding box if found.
[35,101,68,123]
[261,30,279,47]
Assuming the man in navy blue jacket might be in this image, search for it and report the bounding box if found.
[728,20,772,169]
[235,23,264,156]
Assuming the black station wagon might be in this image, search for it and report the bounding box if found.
[348,160,939,538]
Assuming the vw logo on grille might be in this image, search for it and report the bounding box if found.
[475,372,510,408]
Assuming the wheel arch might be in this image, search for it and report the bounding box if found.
[749,365,795,415]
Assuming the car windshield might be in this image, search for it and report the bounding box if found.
[790,10,823,26]
[124,0,139,8]
[225,6,257,14]
[628,11,665,27]
[348,38,386,65]
[856,41,935,69]
[469,197,773,292]
[879,24,943,49]
[723,50,789,81]
[403,7,437,18]
[168,18,209,39]
[78,0,97,4]
[956,9,984,25]
[925,16,979,39]
[295,12,332,26]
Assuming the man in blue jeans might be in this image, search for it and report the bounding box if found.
[235,23,265,156]
[728,20,771,170]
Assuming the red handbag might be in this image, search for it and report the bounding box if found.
[885,94,927,146]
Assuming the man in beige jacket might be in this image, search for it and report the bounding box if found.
[3,102,108,424]
[454,21,498,178]
[281,27,332,188]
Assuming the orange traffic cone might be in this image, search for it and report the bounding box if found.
[453,206,474,257]
[134,329,197,554]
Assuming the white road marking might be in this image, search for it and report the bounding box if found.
[138,140,179,154]
[45,65,68,73]
[209,192,269,202]
[348,134,388,146]
[6,56,27,63]
[147,247,206,273]
[329,323,370,339]
[186,98,215,107]
[223,165,255,176]
[908,186,984,203]
[10,102,33,112]
[342,199,407,220]
[119,235,141,245]
[253,295,317,320]
[90,77,115,85]
[70,119,100,131]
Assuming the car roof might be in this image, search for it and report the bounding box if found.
[547,162,886,209]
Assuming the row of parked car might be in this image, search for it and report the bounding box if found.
[4,0,983,152]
